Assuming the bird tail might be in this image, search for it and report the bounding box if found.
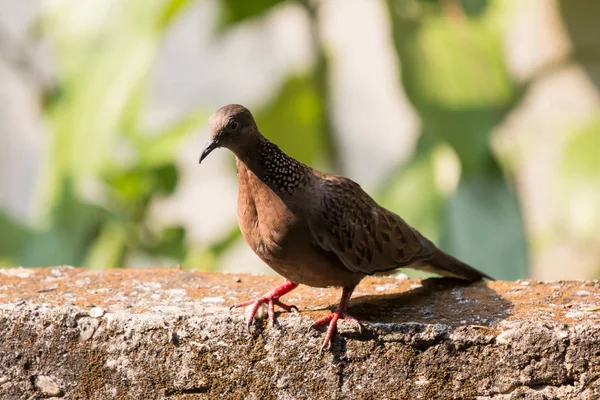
[423,248,494,281]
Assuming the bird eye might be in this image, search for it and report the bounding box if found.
[229,120,240,131]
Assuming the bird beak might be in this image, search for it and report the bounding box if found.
[199,139,218,164]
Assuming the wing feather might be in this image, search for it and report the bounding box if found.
[308,175,435,275]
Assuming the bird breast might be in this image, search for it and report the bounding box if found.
[234,159,366,288]
[236,161,302,261]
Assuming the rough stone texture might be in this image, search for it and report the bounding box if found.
[0,267,599,399]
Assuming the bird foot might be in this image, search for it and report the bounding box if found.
[311,311,362,352]
[231,297,298,328]
[230,281,299,328]
[308,286,359,352]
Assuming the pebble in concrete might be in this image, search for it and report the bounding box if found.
[33,375,62,397]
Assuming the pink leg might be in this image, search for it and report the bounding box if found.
[230,280,299,327]
[311,287,361,352]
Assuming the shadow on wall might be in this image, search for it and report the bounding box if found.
[348,278,512,327]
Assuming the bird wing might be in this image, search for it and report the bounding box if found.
[307,174,436,275]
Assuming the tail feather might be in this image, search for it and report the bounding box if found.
[423,249,494,281]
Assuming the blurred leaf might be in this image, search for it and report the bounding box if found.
[108,164,179,208]
[423,108,503,175]
[0,213,32,265]
[141,226,187,260]
[182,225,241,272]
[184,246,219,272]
[557,116,600,242]
[153,164,180,195]
[136,109,208,169]
[52,179,107,232]
[160,0,198,27]
[416,16,513,108]
[27,0,201,269]
[210,225,243,256]
[84,222,127,269]
[439,173,528,280]
[19,230,81,267]
[387,0,529,278]
[560,117,600,178]
[38,0,189,217]
[20,179,108,267]
[218,0,285,28]
[204,226,242,272]
[110,170,148,204]
[43,36,157,206]
[378,151,444,280]
[256,74,329,167]
[388,0,518,174]
[461,0,490,17]
[378,152,443,241]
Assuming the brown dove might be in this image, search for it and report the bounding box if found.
[199,104,493,351]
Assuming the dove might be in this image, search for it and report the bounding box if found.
[199,104,492,351]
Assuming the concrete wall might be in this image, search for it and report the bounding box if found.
[1,267,599,399]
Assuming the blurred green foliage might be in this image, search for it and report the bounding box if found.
[558,116,600,244]
[384,0,528,279]
[218,0,285,28]
[255,74,329,168]
[1,0,598,279]
[0,0,203,269]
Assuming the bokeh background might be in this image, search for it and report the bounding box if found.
[1,0,599,280]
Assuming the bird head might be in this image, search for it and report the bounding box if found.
[199,104,258,163]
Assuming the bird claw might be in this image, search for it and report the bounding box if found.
[356,322,363,335]
[318,341,330,354]
[312,311,361,351]
[229,281,300,329]
[289,304,300,313]
[230,296,299,328]
[271,298,298,314]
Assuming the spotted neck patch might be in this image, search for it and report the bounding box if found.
[256,139,309,194]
